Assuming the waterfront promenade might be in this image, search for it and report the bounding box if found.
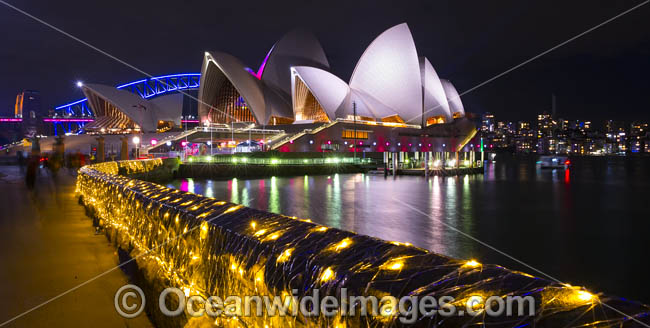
[0,166,151,327]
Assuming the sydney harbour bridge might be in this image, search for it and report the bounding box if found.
[1,73,201,136]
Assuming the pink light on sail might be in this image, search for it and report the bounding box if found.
[246,45,275,80]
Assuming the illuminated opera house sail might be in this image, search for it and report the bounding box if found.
[198,23,466,127]
[198,29,330,126]
[80,83,183,133]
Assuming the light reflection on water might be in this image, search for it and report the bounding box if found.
[168,170,485,258]
[167,156,650,302]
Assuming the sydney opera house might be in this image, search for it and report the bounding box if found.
[57,23,478,153]
[199,23,465,127]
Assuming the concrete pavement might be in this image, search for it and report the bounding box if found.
[0,166,152,327]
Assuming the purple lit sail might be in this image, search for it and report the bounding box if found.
[246,45,275,80]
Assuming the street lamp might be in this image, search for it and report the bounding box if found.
[132,136,140,158]
[76,81,83,88]
[180,140,188,161]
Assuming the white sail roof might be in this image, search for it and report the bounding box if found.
[440,79,465,118]
[82,83,158,132]
[349,23,423,124]
[261,29,330,97]
[420,57,452,122]
[198,51,266,124]
[291,66,349,120]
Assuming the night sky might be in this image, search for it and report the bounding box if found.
[1,0,648,126]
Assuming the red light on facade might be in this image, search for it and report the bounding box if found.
[327,140,331,145]
[565,160,571,165]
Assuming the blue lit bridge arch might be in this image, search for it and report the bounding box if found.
[54,73,201,117]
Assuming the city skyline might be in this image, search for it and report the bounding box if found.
[480,110,649,154]
[1,0,649,122]
[481,109,648,130]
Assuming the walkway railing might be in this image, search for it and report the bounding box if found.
[269,120,340,150]
[143,126,285,153]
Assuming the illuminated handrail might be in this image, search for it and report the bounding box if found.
[270,120,340,150]
[269,129,311,150]
[142,126,285,152]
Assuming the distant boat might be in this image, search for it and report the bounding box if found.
[537,155,570,169]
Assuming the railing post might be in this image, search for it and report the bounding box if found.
[96,136,105,163]
[120,137,128,160]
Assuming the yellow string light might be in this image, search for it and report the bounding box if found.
[320,267,335,282]
[463,260,481,268]
[276,248,293,263]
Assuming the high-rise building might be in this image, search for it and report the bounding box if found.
[14,90,42,119]
[605,120,627,154]
[517,121,530,132]
[630,122,648,136]
[14,90,44,137]
[630,122,648,153]
[537,112,553,138]
[481,113,495,132]
[14,94,22,118]
[506,122,515,135]
[606,120,626,134]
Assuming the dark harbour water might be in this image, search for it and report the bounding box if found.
[167,155,650,303]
